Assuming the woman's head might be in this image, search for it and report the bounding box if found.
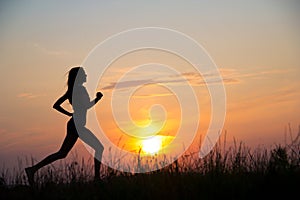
[67,67,86,87]
[67,67,86,103]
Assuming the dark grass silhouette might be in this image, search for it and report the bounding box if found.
[1,129,299,200]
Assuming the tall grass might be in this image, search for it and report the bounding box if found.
[0,127,299,199]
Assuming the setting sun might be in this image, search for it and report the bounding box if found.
[141,136,163,155]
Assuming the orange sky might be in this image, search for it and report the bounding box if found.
[0,1,299,168]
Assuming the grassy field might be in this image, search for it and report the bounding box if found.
[0,134,299,200]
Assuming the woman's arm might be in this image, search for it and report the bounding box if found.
[74,86,103,109]
[87,92,103,109]
[53,93,73,117]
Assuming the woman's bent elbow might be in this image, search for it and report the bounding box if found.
[53,103,59,110]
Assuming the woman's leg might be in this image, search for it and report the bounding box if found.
[78,127,104,179]
[25,121,78,185]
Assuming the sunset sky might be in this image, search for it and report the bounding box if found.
[0,1,299,169]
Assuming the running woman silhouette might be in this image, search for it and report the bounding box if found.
[25,67,104,185]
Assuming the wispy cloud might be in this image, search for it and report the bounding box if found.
[176,70,241,86]
[219,68,292,80]
[260,87,300,104]
[101,79,153,90]
[100,67,292,92]
[133,93,174,99]
[17,93,45,99]
[101,68,239,91]
[228,85,300,112]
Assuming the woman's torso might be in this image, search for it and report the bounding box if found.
[72,85,90,126]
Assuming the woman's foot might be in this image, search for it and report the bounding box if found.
[25,167,35,186]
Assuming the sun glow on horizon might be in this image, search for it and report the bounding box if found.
[141,136,163,155]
